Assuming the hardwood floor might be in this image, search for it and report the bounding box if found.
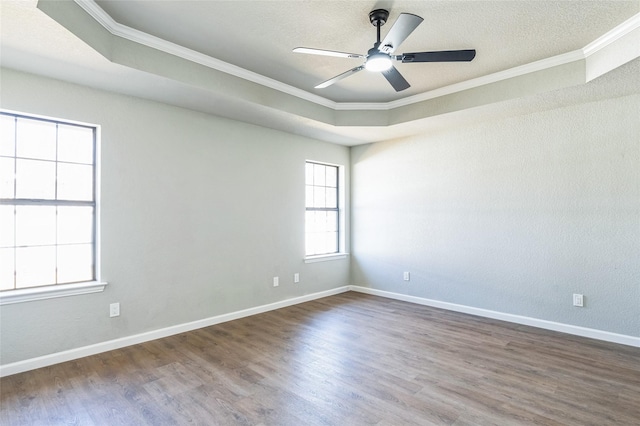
[1,292,639,425]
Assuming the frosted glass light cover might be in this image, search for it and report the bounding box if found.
[365,54,392,72]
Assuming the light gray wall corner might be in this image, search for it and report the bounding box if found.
[0,68,350,365]
[350,61,640,338]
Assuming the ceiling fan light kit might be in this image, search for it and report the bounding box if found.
[293,9,476,92]
[365,51,393,72]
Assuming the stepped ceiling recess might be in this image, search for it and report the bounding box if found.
[1,1,639,145]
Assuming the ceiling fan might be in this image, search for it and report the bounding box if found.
[293,9,476,92]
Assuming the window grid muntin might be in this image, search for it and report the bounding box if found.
[0,111,97,291]
[305,162,340,256]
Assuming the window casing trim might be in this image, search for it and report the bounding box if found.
[0,281,107,305]
[0,110,106,301]
[304,253,349,263]
[304,160,347,260]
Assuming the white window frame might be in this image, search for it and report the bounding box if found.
[0,110,106,305]
[304,161,348,263]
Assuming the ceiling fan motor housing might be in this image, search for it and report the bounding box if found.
[369,9,389,27]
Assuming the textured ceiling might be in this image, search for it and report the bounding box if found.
[93,0,639,102]
[1,1,639,145]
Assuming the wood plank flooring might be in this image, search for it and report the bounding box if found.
[1,292,639,425]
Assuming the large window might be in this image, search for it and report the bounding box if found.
[305,161,340,256]
[0,111,97,292]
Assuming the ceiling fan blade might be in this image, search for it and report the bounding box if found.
[381,66,410,92]
[293,47,364,59]
[400,49,476,62]
[378,13,424,54]
[315,66,365,89]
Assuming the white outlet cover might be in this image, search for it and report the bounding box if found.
[573,294,584,307]
[109,302,120,317]
[273,277,279,287]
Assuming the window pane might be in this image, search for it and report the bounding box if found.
[15,158,56,199]
[305,186,314,208]
[325,187,337,208]
[326,211,338,232]
[313,186,325,208]
[57,163,93,201]
[313,163,326,186]
[305,231,338,256]
[58,125,93,164]
[325,166,337,188]
[16,118,56,161]
[305,211,313,233]
[0,205,14,248]
[0,248,15,291]
[306,211,338,233]
[306,211,325,234]
[16,245,56,288]
[16,205,56,247]
[0,157,14,198]
[57,243,93,284]
[306,232,322,256]
[305,211,339,256]
[58,206,93,244]
[324,232,338,254]
[0,115,16,156]
[305,162,314,185]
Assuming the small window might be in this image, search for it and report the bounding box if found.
[305,161,340,256]
[0,112,97,292]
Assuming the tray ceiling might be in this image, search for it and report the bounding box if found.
[93,0,638,103]
[1,1,639,145]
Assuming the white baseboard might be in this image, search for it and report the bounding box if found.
[3,284,637,377]
[348,286,640,348]
[0,286,351,377]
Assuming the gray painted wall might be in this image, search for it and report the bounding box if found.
[0,69,350,364]
[1,63,639,366]
[351,92,639,337]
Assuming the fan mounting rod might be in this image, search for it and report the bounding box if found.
[369,9,389,44]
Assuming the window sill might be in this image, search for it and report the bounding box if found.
[304,253,350,263]
[0,281,108,305]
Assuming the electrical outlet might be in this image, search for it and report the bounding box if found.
[109,302,120,317]
[273,277,279,287]
[294,273,300,283]
[403,271,410,281]
[573,294,584,307]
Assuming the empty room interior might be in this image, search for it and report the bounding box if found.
[1,1,639,424]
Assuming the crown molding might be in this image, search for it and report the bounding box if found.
[337,49,586,111]
[73,1,638,113]
[583,12,640,57]
[73,0,337,109]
